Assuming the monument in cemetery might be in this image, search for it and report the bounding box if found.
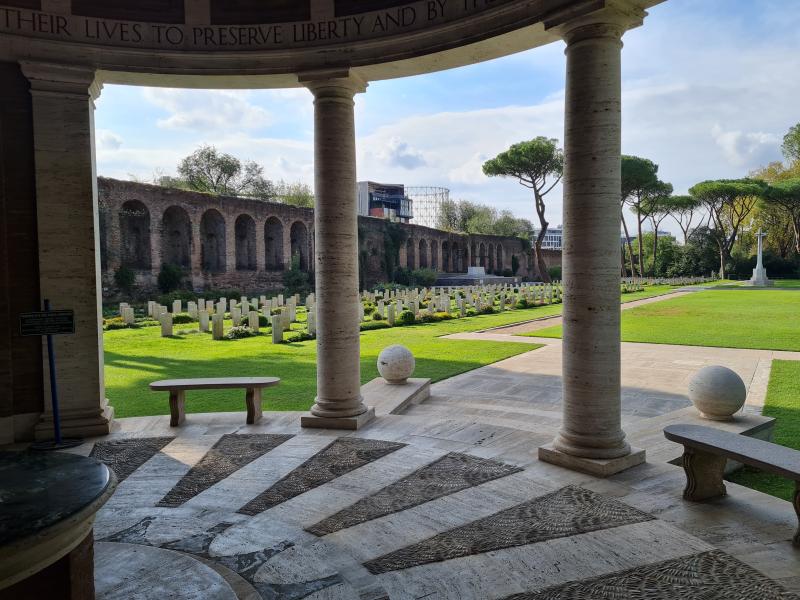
[748,229,774,287]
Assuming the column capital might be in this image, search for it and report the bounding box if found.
[298,70,368,97]
[19,61,102,100]
[546,0,647,45]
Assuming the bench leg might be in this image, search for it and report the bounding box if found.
[169,390,186,427]
[246,388,262,424]
[793,481,800,548]
[681,447,727,501]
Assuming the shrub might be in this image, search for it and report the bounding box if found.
[515,298,531,309]
[372,312,384,321]
[285,331,314,343]
[360,320,391,331]
[480,305,496,315]
[225,326,256,340]
[398,310,416,325]
[172,312,195,324]
[283,254,311,297]
[137,319,160,327]
[391,267,413,286]
[363,302,376,315]
[548,266,562,281]
[466,308,478,317]
[258,315,269,327]
[422,311,454,323]
[114,266,135,292]
[157,263,184,293]
[103,316,137,330]
[410,268,437,287]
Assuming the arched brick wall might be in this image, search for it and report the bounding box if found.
[99,177,541,297]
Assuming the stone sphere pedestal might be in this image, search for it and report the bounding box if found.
[377,345,415,384]
[688,365,747,420]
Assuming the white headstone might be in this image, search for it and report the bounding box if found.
[199,310,209,332]
[160,313,173,337]
[248,310,259,332]
[212,314,224,340]
[172,300,181,314]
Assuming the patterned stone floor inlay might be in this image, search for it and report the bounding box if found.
[363,485,655,574]
[306,452,523,536]
[90,436,174,482]
[157,433,293,507]
[503,549,800,599]
[237,437,406,516]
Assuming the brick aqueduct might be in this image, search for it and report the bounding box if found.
[99,178,554,297]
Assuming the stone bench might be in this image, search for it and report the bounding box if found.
[664,423,800,546]
[150,377,280,426]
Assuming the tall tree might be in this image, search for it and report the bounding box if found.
[663,194,701,244]
[621,155,669,277]
[766,178,800,253]
[437,199,461,231]
[274,180,314,207]
[483,137,563,282]
[175,145,275,199]
[782,122,800,162]
[641,189,673,276]
[689,178,767,278]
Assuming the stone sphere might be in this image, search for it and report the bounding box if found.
[377,345,415,384]
[688,365,746,421]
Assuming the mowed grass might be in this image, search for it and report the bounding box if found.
[773,279,800,288]
[727,360,800,501]
[525,290,800,351]
[105,307,556,418]
[103,284,697,418]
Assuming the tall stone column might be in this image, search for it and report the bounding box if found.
[539,7,646,476]
[21,62,113,439]
[300,71,373,429]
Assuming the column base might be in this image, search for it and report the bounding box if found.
[538,443,646,477]
[301,406,375,430]
[34,400,114,441]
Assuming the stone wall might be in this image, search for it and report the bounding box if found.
[0,62,43,441]
[99,177,543,298]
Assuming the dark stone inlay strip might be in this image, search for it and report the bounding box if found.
[238,437,406,516]
[307,452,523,536]
[90,436,174,482]
[157,433,293,507]
[503,549,800,599]
[363,485,655,574]
[253,574,344,600]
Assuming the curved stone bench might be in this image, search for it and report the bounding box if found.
[150,377,280,426]
[664,423,800,546]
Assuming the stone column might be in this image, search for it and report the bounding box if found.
[21,62,112,439]
[538,7,646,476]
[300,71,373,429]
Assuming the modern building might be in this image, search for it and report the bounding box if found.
[537,227,564,250]
[357,181,413,223]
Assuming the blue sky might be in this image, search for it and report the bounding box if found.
[95,0,800,236]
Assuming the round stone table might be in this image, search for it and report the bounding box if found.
[0,450,117,598]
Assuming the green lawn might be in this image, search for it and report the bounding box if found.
[103,283,701,418]
[524,290,800,351]
[727,360,800,501]
[105,307,555,418]
[773,279,800,288]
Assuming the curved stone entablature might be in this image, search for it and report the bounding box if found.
[0,0,660,84]
[99,177,538,297]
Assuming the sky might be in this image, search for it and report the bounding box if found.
[94,0,800,237]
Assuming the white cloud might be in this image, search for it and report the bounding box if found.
[142,88,272,131]
[376,137,427,170]
[96,129,123,150]
[710,125,780,169]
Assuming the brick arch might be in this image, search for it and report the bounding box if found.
[200,209,226,272]
[161,205,192,269]
[290,220,309,271]
[119,199,151,269]
[430,239,439,271]
[405,237,416,269]
[265,216,284,270]
[418,238,428,269]
[235,213,257,271]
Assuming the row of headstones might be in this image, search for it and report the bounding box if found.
[621,276,716,285]
[120,294,314,342]
[363,282,563,323]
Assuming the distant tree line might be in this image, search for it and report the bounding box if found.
[436,199,534,240]
[151,145,314,208]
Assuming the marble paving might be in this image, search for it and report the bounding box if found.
[66,331,800,600]
[157,433,293,507]
[89,436,174,482]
